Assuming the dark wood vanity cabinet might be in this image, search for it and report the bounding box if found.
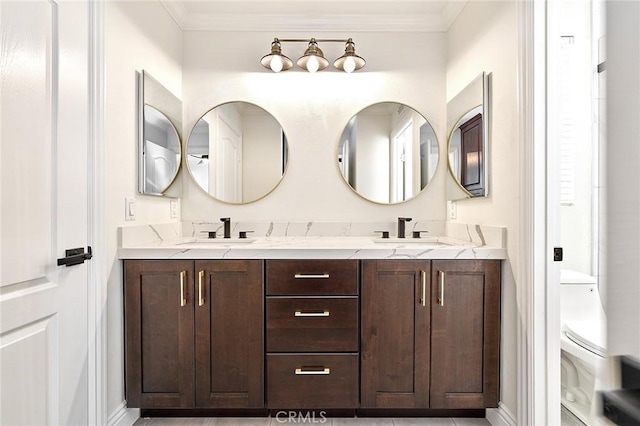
[124,260,264,409]
[361,259,501,410]
[124,257,500,413]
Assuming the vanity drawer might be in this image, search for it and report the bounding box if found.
[266,354,358,409]
[266,260,358,296]
[266,297,358,352]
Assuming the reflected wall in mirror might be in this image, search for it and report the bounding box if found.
[138,70,183,196]
[446,72,490,199]
[186,102,288,204]
[338,102,439,204]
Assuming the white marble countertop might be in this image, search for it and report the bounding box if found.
[118,222,507,260]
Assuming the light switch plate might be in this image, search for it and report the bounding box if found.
[170,199,179,219]
[448,201,457,220]
[125,197,136,221]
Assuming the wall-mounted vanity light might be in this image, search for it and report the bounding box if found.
[261,38,365,73]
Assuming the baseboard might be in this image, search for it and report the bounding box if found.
[108,401,140,426]
[486,402,517,426]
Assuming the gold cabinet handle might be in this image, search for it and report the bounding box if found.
[294,310,330,317]
[420,270,427,307]
[294,273,330,279]
[295,367,331,375]
[180,271,187,307]
[437,270,445,306]
[198,270,205,307]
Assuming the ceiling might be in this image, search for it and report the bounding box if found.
[160,0,468,32]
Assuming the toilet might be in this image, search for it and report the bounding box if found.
[560,269,608,425]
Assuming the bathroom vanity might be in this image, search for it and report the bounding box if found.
[120,222,505,417]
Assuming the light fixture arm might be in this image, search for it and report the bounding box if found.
[275,38,352,44]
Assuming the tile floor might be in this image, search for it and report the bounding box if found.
[133,417,491,426]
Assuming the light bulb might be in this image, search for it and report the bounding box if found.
[343,57,356,73]
[307,56,319,73]
[270,55,283,72]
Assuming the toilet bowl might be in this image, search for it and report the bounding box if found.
[560,269,607,425]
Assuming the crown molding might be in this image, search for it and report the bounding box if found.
[160,1,466,32]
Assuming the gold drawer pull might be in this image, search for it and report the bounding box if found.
[180,271,187,307]
[295,367,331,375]
[294,273,330,279]
[295,310,330,317]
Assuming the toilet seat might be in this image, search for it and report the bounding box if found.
[564,320,606,358]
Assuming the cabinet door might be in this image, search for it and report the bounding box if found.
[124,260,195,408]
[361,260,431,408]
[194,260,264,408]
[430,260,500,408]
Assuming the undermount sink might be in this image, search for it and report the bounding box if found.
[177,238,256,245]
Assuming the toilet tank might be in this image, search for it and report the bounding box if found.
[560,269,604,325]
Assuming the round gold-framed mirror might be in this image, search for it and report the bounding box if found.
[185,102,289,204]
[337,102,439,204]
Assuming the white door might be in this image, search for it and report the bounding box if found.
[0,1,91,425]
[145,141,179,193]
[215,116,242,203]
[390,122,412,203]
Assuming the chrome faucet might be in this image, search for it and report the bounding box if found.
[397,217,412,238]
[220,217,231,238]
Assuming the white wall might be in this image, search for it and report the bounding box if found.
[105,0,183,417]
[446,1,519,418]
[181,31,447,220]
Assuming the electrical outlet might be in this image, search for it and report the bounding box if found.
[449,201,457,220]
[125,197,136,221]
[170,199,179,219]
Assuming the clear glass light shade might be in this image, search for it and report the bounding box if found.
[307,56,320,73]
[334,54,365,73]
[270,55,284,72]
[343,57,356,73]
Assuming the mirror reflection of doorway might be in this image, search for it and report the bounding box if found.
[391,121,413,203]
[214,115,242,203]
[145,141,178,193]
